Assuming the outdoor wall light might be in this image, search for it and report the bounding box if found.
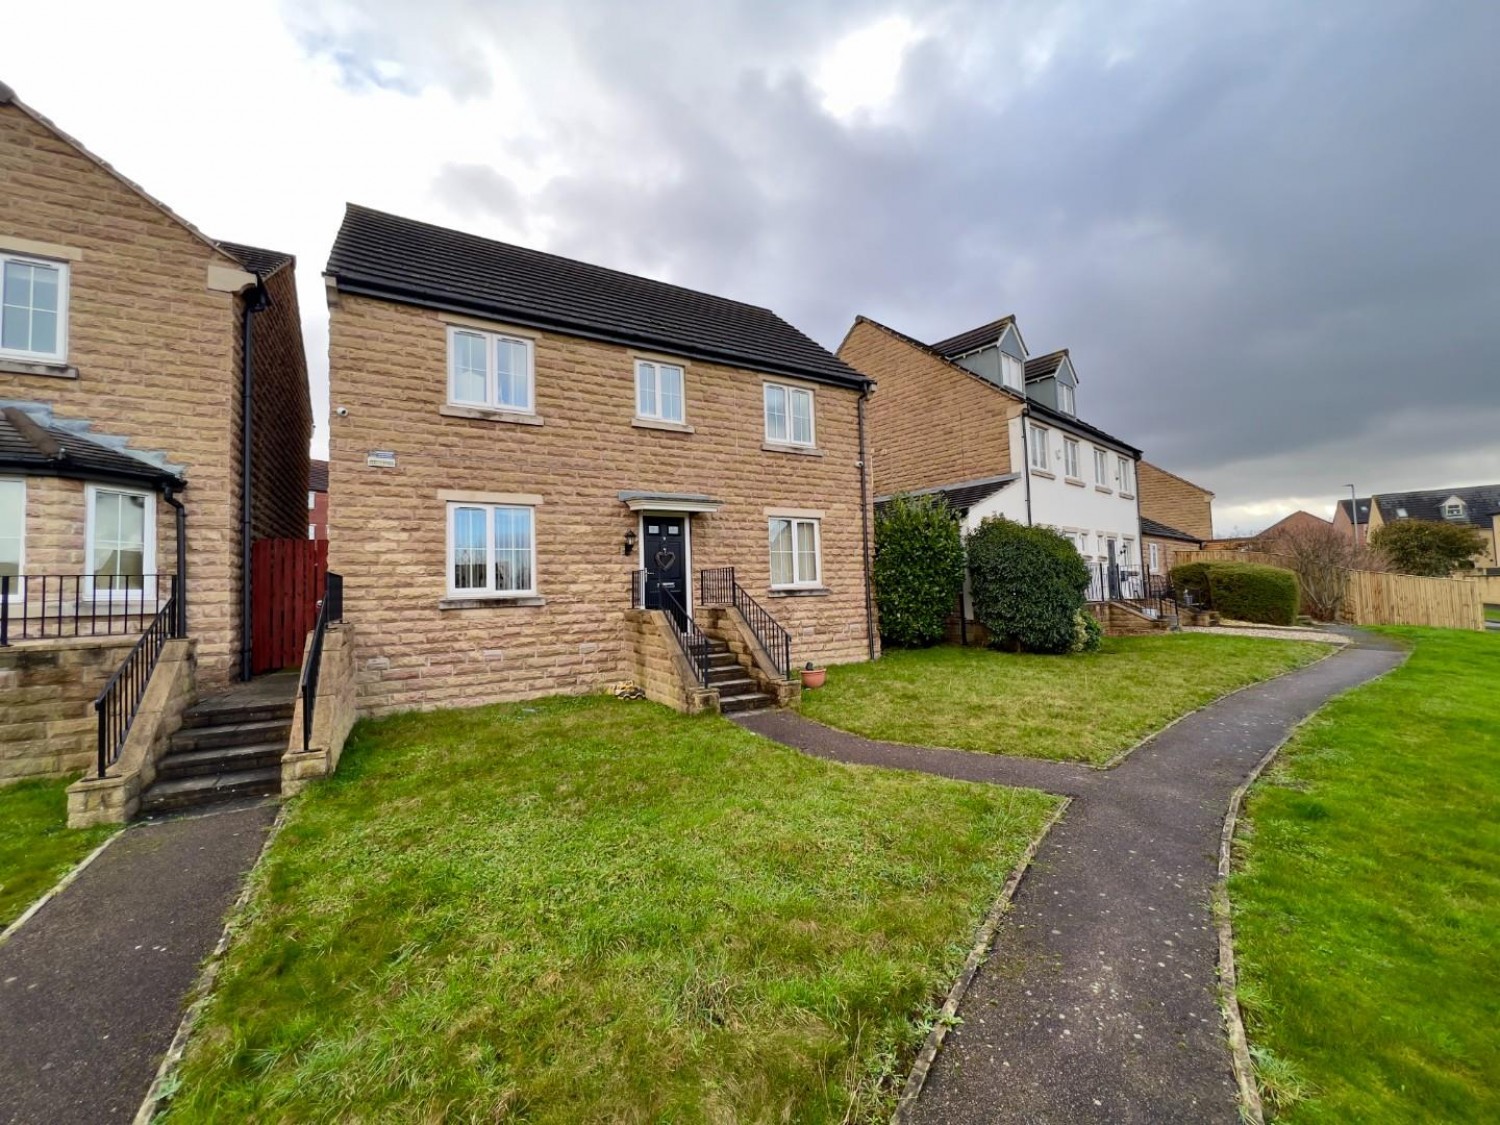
[622,529,638,557]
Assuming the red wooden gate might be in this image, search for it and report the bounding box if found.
[251,538,328,675]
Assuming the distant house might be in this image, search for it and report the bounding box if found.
[1140,517,1202,575]
[308,458,328,540]
[1364,485,1500,569]
[1333,496,1372,546]
[1258,510,1331,539]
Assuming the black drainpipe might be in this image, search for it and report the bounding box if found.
[1019,401,1034,526]
[239,282,268,681]
[857,385,877,661]
[162,485,187,636]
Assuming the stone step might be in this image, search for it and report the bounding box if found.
[180,700,295,730]
[718,691,775,714]
[140,767,280,815]
[170,718,292,753]
[709,676,759,695]
[706,652,739,667]
[156,741,284,781]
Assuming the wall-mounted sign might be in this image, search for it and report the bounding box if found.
[366,450,397,468]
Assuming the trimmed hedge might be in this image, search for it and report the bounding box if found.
[1170,560,1300,625]
[967,518,1092,654]
[873,493,967,647]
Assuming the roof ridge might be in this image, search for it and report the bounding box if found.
[1141,460,1216,499]
[848,314,1026,402]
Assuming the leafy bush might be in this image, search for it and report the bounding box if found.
[966,518,1090,654]
[1072,609,1103,653]
[1206,563,1301,625]
[1369,519,1488,576]
[873,493,967,647]
[1169,562,1214,606]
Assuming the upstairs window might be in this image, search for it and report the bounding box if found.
[1000,352,1025,391]
[636,360,686,424]
[1442,501,1465,519]
[1058,381,1075,415]
[447,503,535,597]
[448,327,534,413]
[1116,456,1135,494]
[769,516,820,588]
[764,383,815,446]
[1094,448,1109,486]
[1063,438,1081,479]
[1,255,67,363]
[1029,424,1050,471]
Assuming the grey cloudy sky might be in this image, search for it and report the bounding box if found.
[4,0,1497,532]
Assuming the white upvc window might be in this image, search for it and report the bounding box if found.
[1149,542,1162,573]
[764,382,815,446]
[1028,424,1050,471]
[1094,447,1109,485]
[1000,352,1025,391]
[1117,456,1135,494]
[447,502,536,597]
[1063,438,1081,479]
[0,479,24,579]
[307,490,316,510]
[1443,501,1464,518]
[636,359,686,424]
[308,523,316,541]
[1122,538,1136,566]
[86,485,155,595]
[448,326,534,412]
[0,254,68,363]
[1058,381,1075,415]
[769,516,820,588]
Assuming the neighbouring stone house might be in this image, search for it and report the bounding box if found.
[0,82,311,786]
[1362,484,1500,570]
[1137,460,1216,573]
[308,457,328,540]
[324,204,877,716]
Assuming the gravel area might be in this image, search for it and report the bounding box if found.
[1182,624,1349,644]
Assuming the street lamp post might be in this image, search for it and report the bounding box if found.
[1344,484,1359,547]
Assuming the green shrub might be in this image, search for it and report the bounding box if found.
[1169,562,1213,605]
[1072,608,1103,653]
[1369,518,1487,576]
[966,518,1090,654]
[1206,563,1301,625]
[873,493,967,647]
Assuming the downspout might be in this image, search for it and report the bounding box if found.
[857,385,877,661]
[1019,401,1034,526]
[239,282,268,681]
[163,485,187,637]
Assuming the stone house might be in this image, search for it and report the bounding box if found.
[0,82,311,786]
[324,204,877,716]
[1362,485,1500,569]
[1137,461,1215,573]
[308,458,328,540]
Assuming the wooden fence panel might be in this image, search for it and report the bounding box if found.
[1173,549,1289,568]
[251,538,328,674]
[1343,570,1483,631]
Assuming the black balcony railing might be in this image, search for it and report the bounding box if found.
[658,586,712,686]
[0,573,173,646]
[298,571,343,754]
[94,576,181,777]
[699,566,791,680]
[1086,563,1177,618]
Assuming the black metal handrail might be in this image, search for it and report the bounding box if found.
[94,576,181,778]
[1086,563,1178,617]
[1,573,172,646]
[299,571,343,754]
[699,566,791,680]
[657,585,712,686]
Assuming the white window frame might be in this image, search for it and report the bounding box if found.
[1122,538,1135,566]
[1058,381,1075,415]
[307,490,316,510]
[768,516,822,589]
[1443,502,1464,518]
[445,502,538,598]
[1116,455,1135,494]
[1028,424,1050,471]
[84,484,157,601]
[1149,542,1162,573]
[1094,447,1109,486]
[0,477,25,585]
[1000,352,1025,391]
[1063,438,1081,479]
[446,326,535,413]
[0,253,69,364]
[635,359,687,425]
[763,382,817,447]
[308,523,316,540]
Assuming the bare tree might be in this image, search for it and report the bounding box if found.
[1257,521,1387,621]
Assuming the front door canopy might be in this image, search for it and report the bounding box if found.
[618,490,722,514]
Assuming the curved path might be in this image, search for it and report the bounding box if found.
[735,635,1403,1123]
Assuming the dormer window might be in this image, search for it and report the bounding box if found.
[1442,499,1465,519]
[1058,382,1075,415]
[1,254,68,363]
[1000,352,1024,392]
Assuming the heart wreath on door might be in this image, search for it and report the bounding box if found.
[654,549,676,570]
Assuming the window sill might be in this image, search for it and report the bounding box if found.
[768,587,831,598]
[1030,468,1056,480]
[762,442,823,457]
[1120,492,1136,501]
[632,417,695,434]
[1064,476,1086,487]
[439,595,546,610]
[0,358,77,379]
[440,404,543,426]
[1094,485,1113,494]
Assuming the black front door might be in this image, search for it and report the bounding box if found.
[643,517,687,622]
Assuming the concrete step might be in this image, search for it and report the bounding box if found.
[170,718,292,753]
[140,767,280,815]
[156,741,284,781]
[180,700,294,730]
[709,676,758,695]
[706,663,749,681]
[718,691,775,714]
[706,652,739,667]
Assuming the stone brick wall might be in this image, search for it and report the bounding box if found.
[1144,535,1200,575]
[249,264,312,541]
[622,609,717,715]
[283,623,355,795]
[838,317,1019,495]
[327,292,877,716]
[1138,461,1215,542]
[0,635,137,781]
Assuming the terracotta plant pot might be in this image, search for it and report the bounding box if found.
[800,667,827,689]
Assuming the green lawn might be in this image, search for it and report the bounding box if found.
[800,635,1328,764]
[1229,628,1499,1122]
[164,695,1058,1123]
[1483,604,1499,624]
[0,775,117,929]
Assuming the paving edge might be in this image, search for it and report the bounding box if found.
[0,828,123,950]
[132,802,290,1125]
[889,795,1073,1124]
[1212,645,1409,1125]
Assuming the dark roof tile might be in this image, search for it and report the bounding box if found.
[1024,349,1067,381]
[930,315,1016,358]
[309,458,329,492]
[1373,484,1500,527]
[1140,516,1200,542]
[218,241,294,278]
[0,405,183,487]
[875,473,1018,514]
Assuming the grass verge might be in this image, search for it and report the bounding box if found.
[163,695,1058,1122]
[0,774,117,930]
[1229,628,1498,1121]
[800,635,1327,764]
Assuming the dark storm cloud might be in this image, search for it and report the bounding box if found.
[296,0,1500,526]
